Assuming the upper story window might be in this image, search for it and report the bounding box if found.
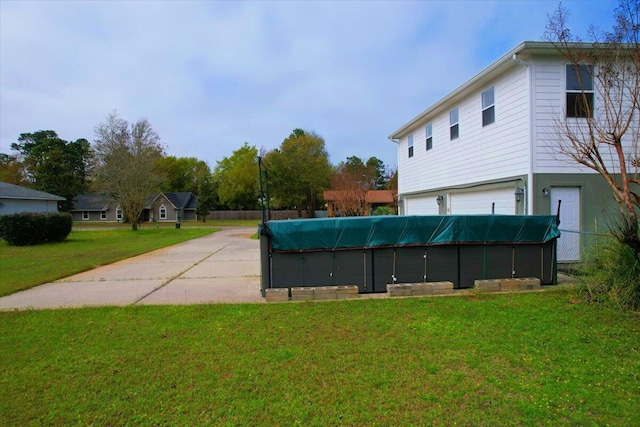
[408,133,414,158]
[425,123,433,151]
[482,87,495,126]
[159,204,167,220]
[566,64,594,118]
[450,108,459,140]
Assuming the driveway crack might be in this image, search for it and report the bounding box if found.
[132,242,232,305]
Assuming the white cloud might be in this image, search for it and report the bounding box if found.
[0,0,617,169]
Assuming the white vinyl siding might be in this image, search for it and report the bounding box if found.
[398,65,530,196]
[533,61,599,174]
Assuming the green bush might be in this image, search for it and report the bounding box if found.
[44,212,73,242]
[579,238,640,311]
[0,212,73,246]
[372,206,394,216]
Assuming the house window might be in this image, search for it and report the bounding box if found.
[159,205,167,220]
[482,87,495,126]
[408,134,414,158]
[100,211,107,220]
[566,64,594,118]
[450,108,459,140]
[116,208,123,221]
[82,211,89,220]
[425,123,433,151]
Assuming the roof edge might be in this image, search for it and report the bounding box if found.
[388,41,574,140]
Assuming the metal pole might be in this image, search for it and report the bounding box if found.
[423,249,427,281]
[392,249,397,283]
[258,156,266,226]
[265,168,271,221]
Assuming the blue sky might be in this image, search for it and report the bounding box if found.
[0,0,617,171]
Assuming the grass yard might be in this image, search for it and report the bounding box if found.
[0,227,219,297]
[72,219,259,229]
[1,289,639,426]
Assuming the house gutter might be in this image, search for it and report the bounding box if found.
[387,41,571,141]
[512,53,533,215]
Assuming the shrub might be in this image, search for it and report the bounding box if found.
[579,238,640,311]
[0,212,73,246]
[44,213,73,242]
[372,206,394,216]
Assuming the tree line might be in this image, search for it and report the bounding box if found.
[0,114,396,229]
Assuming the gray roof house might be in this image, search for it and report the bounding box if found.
[71,194,116,221]
[0,182,65,215]
[71,192,198,222]
[149,192,198,222]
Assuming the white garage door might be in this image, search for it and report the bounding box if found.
[449,188,516,215]
[405,196,440,215]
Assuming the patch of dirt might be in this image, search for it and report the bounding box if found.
[233,234,254,239]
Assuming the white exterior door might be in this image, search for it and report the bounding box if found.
[551,187,580,262]
[448,188,516,215]
[405,196,440,215]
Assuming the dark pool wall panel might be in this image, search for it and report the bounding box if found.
[332,251,371,292]
[424,246,460,286]
[262,243,557,294]
[260,216,559,295]
[268,251,373,293]
[520,242,556,285]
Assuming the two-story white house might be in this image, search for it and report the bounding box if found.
[389,41,635,263]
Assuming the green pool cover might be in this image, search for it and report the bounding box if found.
[266,215,560,252]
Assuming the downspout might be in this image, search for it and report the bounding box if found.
[389,137,402,215]
[512,53,533,215]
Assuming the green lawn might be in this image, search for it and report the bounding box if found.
[0,227,220,297]
[72,219,260,228]
[1,289,639,426]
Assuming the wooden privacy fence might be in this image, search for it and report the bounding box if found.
[205,210,327,221]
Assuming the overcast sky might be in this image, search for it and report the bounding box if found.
[0,0,617,170]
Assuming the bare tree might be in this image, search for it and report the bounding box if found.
[328,169,369,216]
[545,0,640,261]
[94,112,164,231]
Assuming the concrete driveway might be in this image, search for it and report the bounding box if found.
[0,227,264,310]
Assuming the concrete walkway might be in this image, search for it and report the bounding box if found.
[0,227,264,310]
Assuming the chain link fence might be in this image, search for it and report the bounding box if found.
[557,228,616,271]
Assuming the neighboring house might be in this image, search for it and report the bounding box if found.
[149,192,198,222]
[71,192,198,222]
[365,190,397,215]
[0,181,64,215]
[71,194,115,221]
[324,190,397,217]
[389,41,633,263]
